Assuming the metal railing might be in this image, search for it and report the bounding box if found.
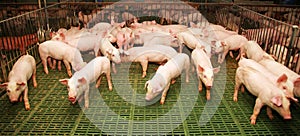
[0,1,299,83]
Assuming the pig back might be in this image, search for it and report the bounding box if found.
[73,57,110,83]
[127,45,177,61]
[8,54,36,82]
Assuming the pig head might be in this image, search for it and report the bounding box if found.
[59,77,88,105]
[0,82,27,103]
[197,65,220,90]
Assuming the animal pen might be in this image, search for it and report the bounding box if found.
[0,1,300,135]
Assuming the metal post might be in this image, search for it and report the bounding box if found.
[43,0,50,30]
[285,25,299,66]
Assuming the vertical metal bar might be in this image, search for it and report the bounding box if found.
[44,0,50,30]
[285,25,299,66]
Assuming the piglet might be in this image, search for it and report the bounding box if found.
[0,54,37,110]
[191,47,220,100]
[59,57,112,109]
[38,40,87,77]
[121,45,178,78]
[214,34,248,63]
[240,41,275,62]
[238,57,297,101]
[259,58,300,97]
[234,66,292,125]
[145,53,190,104]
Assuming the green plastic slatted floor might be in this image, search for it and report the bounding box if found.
[1,55,300,135]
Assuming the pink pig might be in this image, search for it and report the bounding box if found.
[0,54,37,110]
[234,66,292,125]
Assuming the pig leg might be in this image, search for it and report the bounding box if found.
[84,87,90,109]
[185,64,190,83]
[106,72,113,91]
[206,89,211,100]
[95,75,102,88]
[250,98,264,125]
[266,107,274,120]
[160,82,171,105]
[62,60,72,77]
[233,76,242,102]
[23,87,30,110]
[218,54,222,63]
[112,63,117,74]
[32,67,37,88]
[47,58,53,68]
[140,60,149,78]
[51,59,56,70]
[198,76,203,92]
[58,61,62,71]
[219,50,229,63]
[229,51,234,58]
[19,95,23,102]
[41,58,49,74]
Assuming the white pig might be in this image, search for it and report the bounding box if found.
[191,47,220,100]
[121,45,178,78]
[0,54,37,110]
[214,35,248,63]
[259,58,300,97]
[145,53,190,104]
[240,41,275,62]
[38,40,87,77]
[233,66,292,125]
[59,57,112,109]
[238,57,297,101]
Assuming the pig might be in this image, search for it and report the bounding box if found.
[233,66,292,125]
[240,41,275,62]
[238,57,297,101]
[143,35,180,48]
[59,57,112,109]
[259,58,300,97]
[175,30,203,52]
[0,54,37,110]
[214,35,248,63]
[99,35,121,64]
[191,47,220,100]
[64,33,103,56]
[145,53,190,104]
[99,35,121,73]
[89,22,112,33]
[121,45,178,78]
[38,40,87,77]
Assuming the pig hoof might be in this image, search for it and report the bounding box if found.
[109,87,113,91]
[198,88,202,92]
[34,83,38,88]
[25,106,30,111]
[250,119,256,125]
[233,97,238,102]
[160,101,165,105]
[95,85,99,88]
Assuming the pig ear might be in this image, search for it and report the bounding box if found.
[78,77,87,84]
[59,79,69,86]
[285,95,298,102]
[271,96,282,107]
[197,65,204,73]
[277,74,288,83]
[16,82,26,86]
[213,66,221,73]
[221,41,226,46]
[0,83,8,88]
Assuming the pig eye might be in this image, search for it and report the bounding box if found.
[6,90,10,93]
[76,86,80,89]
[282,86,287,90]
[67,86,70,89]
[16,88,20,91]
[204,75,207,78]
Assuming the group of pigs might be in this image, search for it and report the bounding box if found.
[1,18,300,125]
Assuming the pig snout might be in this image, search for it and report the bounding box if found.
[206,86,212,90]
[10,98,18,103]
[284,115,292,120]
[68,97,76,103]
[145,95,153,101]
